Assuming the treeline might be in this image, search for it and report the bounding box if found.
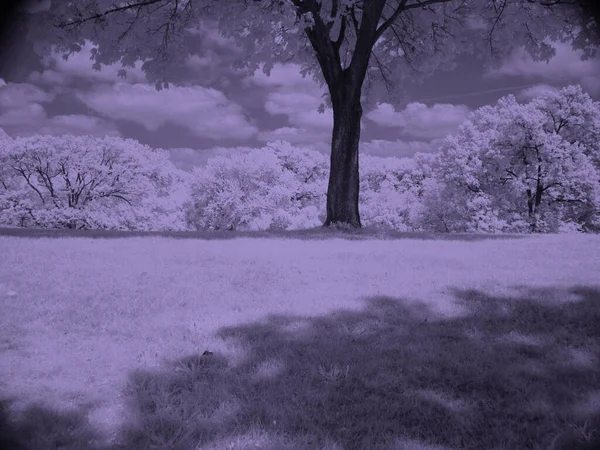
[1,85,599,234]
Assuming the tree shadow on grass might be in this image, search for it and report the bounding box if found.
[0,225,529,242]
[0,396,107,450]
[2,286,599,450]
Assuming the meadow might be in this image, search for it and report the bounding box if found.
[0,227,599,450]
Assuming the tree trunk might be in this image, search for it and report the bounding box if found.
[526,188,537,232]
[299,0,385,229]
[323,95,363,228]
[529,154,545,233]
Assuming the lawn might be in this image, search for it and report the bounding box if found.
[0,227,599,450]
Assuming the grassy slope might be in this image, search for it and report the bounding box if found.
[0,230,599,450]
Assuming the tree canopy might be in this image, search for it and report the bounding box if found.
[9,0,600,228]
[1,85,599,232]
[22,0,598,110]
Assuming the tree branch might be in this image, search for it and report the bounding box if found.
[404,0,455,10]
[374,0,409,42]
[55,0,166,29]
[291,0,343,89]
[332,14,347,53]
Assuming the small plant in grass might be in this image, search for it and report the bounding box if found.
[317,363,350,382]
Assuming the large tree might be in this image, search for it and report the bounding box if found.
[16,0,600,228]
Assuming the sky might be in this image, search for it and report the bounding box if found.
[0,7,599,172]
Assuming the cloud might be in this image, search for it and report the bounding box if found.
[245,63,338,146]
[76,83,258,140]
[32,40,147,85]
[259,68,332,129]
[37,115,121,137]
[185,54,214,71]
[186,24,240,49]
[0,82,55,110]
[361,139,444,159]
[0,108,120,138]
[0,80,121,137]
[366,102,470,139]
[0,78,6,87]
[516,84,560,102]
[247,63,322,89]
[0,103,47,126]
[488,41,600,95]
[263,90,333,130]
[27,70,71,86]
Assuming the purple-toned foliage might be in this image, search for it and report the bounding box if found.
[1,86,598,233]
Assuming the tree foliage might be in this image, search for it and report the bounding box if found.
[425,85,600,233]
[1,85,598,234]
[23,0,596,106]
[0,132,190,230]
[18,0,599,228]
[183,141,327,231]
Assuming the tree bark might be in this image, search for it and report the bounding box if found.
[323,93,363,228]
[297,0,386,229]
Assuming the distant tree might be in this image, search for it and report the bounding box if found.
[266,141,329,212]
[18,0,600,228]
[183,143,327,231]
[429,86,600,233]
[0,133,189,230]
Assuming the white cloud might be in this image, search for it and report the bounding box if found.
[247,63,321,89]
[366,102,470,139]
[488,41,600,95]
[361,139,444,159]
[27,70,71,86]
[265,91,324,116]
[0,78,6,87]
[38,115,121,137]
[35,40,147,85]
[263,90,333,131]
[245,63,338,146]
[0,80,120,137]
[77,83,258,140]
[0,82,55,109]
[366,103,397,126]
[0,103,47,126]
[190,24,240,49]
[259,69,332,129]
[516,84,560,102]
[185,54,214,70]
[0,109,120,138]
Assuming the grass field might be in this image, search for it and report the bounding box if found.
[0,227,599,450]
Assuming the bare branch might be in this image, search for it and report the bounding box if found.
[117,5,143,43]
[350,4,360,34]
[370,49,394,93]
[55,0,166,29]
[487,0,508,58]
[405,0,454,10]
[375,0,409,42]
